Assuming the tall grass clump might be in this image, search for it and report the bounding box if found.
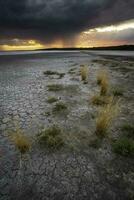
[97,69,109,95]
[95,99,119,137]
[10,129,31,162]
[97,69,108,85]
[80,65,88,81]
[9,128,31,182]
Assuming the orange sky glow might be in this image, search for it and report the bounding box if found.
[0,20,134,51]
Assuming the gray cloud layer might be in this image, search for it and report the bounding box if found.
[0,0,134,44]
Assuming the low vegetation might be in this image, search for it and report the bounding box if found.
[97,69,108,85]
[89,137,102,149]
[10,130,31,155]
[112,137,134,156]
[68,68,76,74]
[91,95,113,106]
[97,70,109,95]
[9,129,31,173]
[38,125,64,150]
[44,70,65,79]
[95,100,119,137]
[121,124,134,139]
[47,97,58,104]
[47,84,64,91]
[53,102,67,112]
[112,87,124,96]
[80,65,88,81]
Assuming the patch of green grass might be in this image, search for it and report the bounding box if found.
[121,124,134,139]
[112,87,124,96]
[112,137,134,156]
[53,102,67,112]
[38,125,64,149]
[47,84,64,91]
[47,97,58,104]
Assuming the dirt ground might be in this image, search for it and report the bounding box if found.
[0,51,134,200]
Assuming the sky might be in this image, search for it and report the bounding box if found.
[0,0,134,51]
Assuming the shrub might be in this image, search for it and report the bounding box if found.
[113,137,134,156]
[47,97,58,104]
[38,126,64,149]
[95,100,119,137]
[80,65,88,81]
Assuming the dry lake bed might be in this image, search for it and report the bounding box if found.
[0,50,134,200]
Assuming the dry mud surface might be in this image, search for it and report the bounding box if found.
[0,51,134,200]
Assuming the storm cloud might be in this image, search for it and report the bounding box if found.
[0,0,134,44]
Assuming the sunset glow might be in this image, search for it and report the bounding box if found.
[0,20,134,51]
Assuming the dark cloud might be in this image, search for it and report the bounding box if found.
[0,0,134,44]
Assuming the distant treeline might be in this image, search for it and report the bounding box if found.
[37,45,134,51]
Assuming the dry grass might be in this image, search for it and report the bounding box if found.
[97,70,109,95]
[10,129,31,155]
[80,65,88,81]
[100,78,109,96]
[95,99,119,137]
[97,69,108,85]
[91,95,113,106]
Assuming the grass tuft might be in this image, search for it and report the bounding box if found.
[47,84,64,91]
[97,70,108,85]
[97,70,109,95]
[80,65,88,81]
[53,102,67,112]
[95,100,119,137]
[47,97,58,104]
[10,130,31,155]
[38,125,64,149]
[112,137,134,156]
